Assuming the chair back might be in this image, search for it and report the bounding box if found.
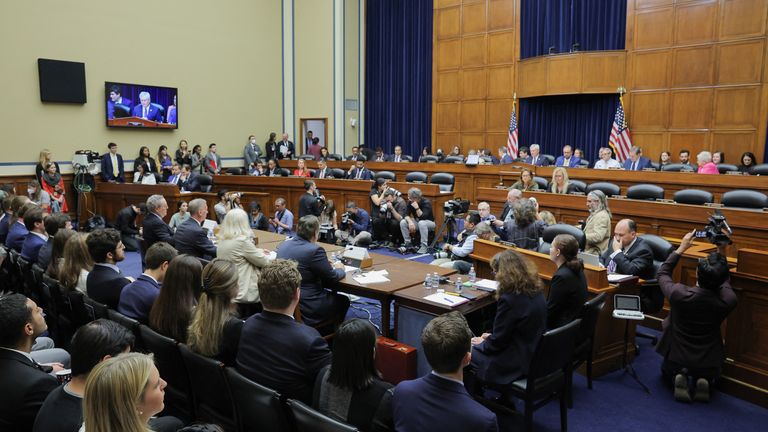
[661,163,694,172]
[197,174,213,192]
[569,180,587,194]
[68,290,96,328]
[541,224,586,251]
[419,155,439,163]
[638,234,674,279]
[405,171,428,183]
[17,255,33,295]
[279,168,291,177]
[442,155,463,164]
[429,172,455,192]
[480,156,493,164]
[626,184,664,201]
[83,296,110,320]
[287,399,359,432]
[578,159,591,168]
[585,182,620,197]
[542,154,555,165]
[533,176,549,190]
[299,154,316,160]
[650,162,660,171]
[225,367,291,432]
[525,319,581,393]
[106,309,143,350]
[139,325,194,419]
[327,154,343,161]
[720,189,768,209]
[331,168,346,179]
[227,167,244,175]
[179,344,236,431]
[673,189,713,205]
[717,163,739,174]
[308,169,316,177]
[749,163,768,175]
[401,155,413,162]
[577,293,607,348]
[374,171,396,182]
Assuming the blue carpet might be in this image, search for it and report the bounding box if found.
[120,251,768,431]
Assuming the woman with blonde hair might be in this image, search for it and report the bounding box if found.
[216,208,273,316]
[470,249,547,389]
[35,149,61,185]
[82,352,166,432]
[293,158,311,177]
[549,167,573,194]
[187,258,245,366]
[58,232,94,293]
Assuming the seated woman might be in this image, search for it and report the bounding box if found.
[293,158,312,177]
[216,208,273,316]
[187,259,245,366]
[248,201,270,231]
[712,150,725,165]
[737,151,756,174]
[509,168,539,191]
[41,162,68,213]
[549,167,575,194]
[58,232,93,294]
[27,180,50,212]
[547,234,588,329]
[264,158,282,177]
[169,200,190,231]
[320,147,331,160]
[657,151,672,170]
[45,228,77,279]
[583,190,612,256]
[696,151,719,175]
[313,319,393,432]
[503,199,548,250]
[149,255,202,343]
[133,163,157,185]
[470,249,547,389]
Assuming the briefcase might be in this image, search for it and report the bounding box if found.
[375,336,417,385]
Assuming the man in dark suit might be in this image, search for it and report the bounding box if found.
[117,242,176,323]
[106,84,132,119]
[244,134,262,170]
[372,147,388,162]
[278,133,295,160]
[131,91,163,121]
[622,146,652,171]
[0,293,61,432]
[86,228,132,309]
[347,159,373,180]
[524,144,550,166]
[656,230,737,403]
[20,207,47,263]
[6,201,33,252]
[386,146,408,163]
[178,164,199,192]
[393,312,498,432]
[600,219,654,280]
[497,147,514,165]
[275,215,349,327]
[298,180,324,218]
[143,195,175,247]
[173,198,217,260]
[100,142,125,183]
[555,145,582,168]
[236,259,332,404]
[346,146,362,161]
[37,214,71,270]
[313,159,332,179]
[114,203,146,252]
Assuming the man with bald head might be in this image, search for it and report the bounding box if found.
[600,219,654,279]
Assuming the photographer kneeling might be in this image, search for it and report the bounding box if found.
[399,187,435,254]
[430,213,492,274]
[334,201,372,247]
[373,188,407,247]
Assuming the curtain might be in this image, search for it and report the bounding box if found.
[365,0,433,158]
[519,94,618,165]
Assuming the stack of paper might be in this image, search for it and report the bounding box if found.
[473,279,499,292]
[608,273,634,283]
[423,293,469,307]
[352,270,390,284]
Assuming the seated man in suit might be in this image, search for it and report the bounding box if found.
[399,187,435,254]
[593,147,622,169]
[524,143,550,166]
[86,228,133,309]
[497,146,514,165]
[393,312,498,432]
[173,198,217,260]
[600,219,654,280]
[298,180,324,219]
[37,214,71,271]
[346,146,362,161]
[347,159,373,180]
[623,146,652,171]
[142,195,175,247]
[131,91,162,121]
[117,242,177,323]
[555,144,581,168]
[178,164,199,192]
[0,293,61,432]
[106,84,132,119]
[387,145,407,162]
[678,149,697,171]
[236,259,332,404]
[313,159,332,179]
[276,215,349,328]
[165,163,182,186]
[20,207,47,264]
[100,142,125,183]
[269,197,294,235]
[7,201,35,252]
[114,203,146,252]
[372,147,388,162]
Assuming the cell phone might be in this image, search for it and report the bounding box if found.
[693,230,708,238]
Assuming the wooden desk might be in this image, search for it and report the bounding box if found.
[253,230,286,245]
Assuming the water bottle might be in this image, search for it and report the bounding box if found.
[424,273,432,290]
[455,277,463,293]
[468,266,476,283]
[432,272,440,290]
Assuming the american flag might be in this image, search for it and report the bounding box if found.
[506,103,518,159]
[609,96,632,162]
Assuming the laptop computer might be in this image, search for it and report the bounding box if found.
[465,154,480,166]
[612,294,645,320]
[578,251,601,267]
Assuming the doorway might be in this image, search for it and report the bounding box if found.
[300,118,328,155]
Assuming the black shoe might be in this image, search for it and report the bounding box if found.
[693,378,710,403]
[674,374,692,403]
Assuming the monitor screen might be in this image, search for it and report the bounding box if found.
[614,295,640,311]
[38,59,87,103]
[105,82,177,129]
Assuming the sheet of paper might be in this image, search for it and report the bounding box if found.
[607,273,634,283]
[344,265,358,273]
[473,279,499,291]
[352,273,390,284]
[423,293,469,307]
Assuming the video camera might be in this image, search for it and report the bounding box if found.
[443,199,470,217]
[694,210,732,245]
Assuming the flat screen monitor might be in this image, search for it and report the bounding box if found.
[105,81,177,129]
[38,59,87,103]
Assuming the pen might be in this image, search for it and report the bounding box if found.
[443,296,454,304]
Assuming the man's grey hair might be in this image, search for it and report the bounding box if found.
[499,147,508,155]
[530,144,540,152]
[408,187,422,199]
[275,197,286,206]
[297,215,319,241]
[508,189,522,200]
[146,194,166,213]
[188,198,207,215]
[630,146,642,155]
[139,91,151,101]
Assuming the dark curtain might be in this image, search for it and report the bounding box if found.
[365,0,432,158]
[519,94,618,165]
[521,0,626,59]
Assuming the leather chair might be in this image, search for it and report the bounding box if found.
[717,163,739,174]
[374,171,396,182]
[150,103,166,122]
[585,182,620,197]
[568,293,606,408]
[139,325,194,420]
[17,255,33,297]
[299,154,316,160]
[113,103,131,118]
[227,167,245,175]
[429,172,455,192]
[405,171,428,183]
[401,155,413,162]
[480,156,493,164]
[179,344,236,431]
[6,249,23,294]
[153,173,162,184]
[720,189,768,209]
[626,184,664,201]
[419,155,439,163]
[749,163,768,175]
[308,169,316,177]
[542,154,556,165]
[42,274,72,347]
[443,155,464,164]
[673,189,713,205]
[650,162,660,171]
[279,168,290,177]
[533,176,549,191]
[83,296,110,320]
[661,163,694,172]
[578,159,590,168]
[636,234,674,346]
[197,174,213,192]
[568,180,587,194]
[331,168,346,179]
[68,290,96,328]
[287,399,359,432]
[538,224,587,255]
[225,367,291,432]
[106,309,143,351]
[327,154,343,161]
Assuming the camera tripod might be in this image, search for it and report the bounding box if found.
[618,315,650,394]
[429,212,461,250]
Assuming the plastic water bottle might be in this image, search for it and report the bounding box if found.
[424,273,433,290]
[432,272,440,290]
[468,266,476,283]
[455,277,463,293]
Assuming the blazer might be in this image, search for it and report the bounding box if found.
[347,167,373,180]
[583,209,611,256]
[499,154,514,164]
[236,311,331,404]
[216,236,271,303]
[131,103,162,121]
[6,220,29,251]
[371,153,388,163]
[179,172,200,192]
[36,238,55,270]
[100,153,125,182]
[509,181,539,192]
[106,97,132,119]
[472,291,547,387]
[204,152,222,174]
[277,140,295,159]
[117,274,161,323]
[133,157,158,174]
[142,212,175,247]
[555,156,582,168]
[0,349,59,432]
[503,219,547,250]
[174,149,192,167]
[314,167,332,179]
[386,154,406,163]
[622,157,652,171]
[244,143,262,169]
[114,206,139,236]
[524,155,550,166]
[656,252,737,369]
[313,366,394,432]
[173,217,217,259]
[275,236,345,326]
[600,236,655,280]
[0,212,10,244]
[86,263,132,309]
[546,265,588,329]
[393,373,497,432]
[21,233,47,263]
[265,142,279,160]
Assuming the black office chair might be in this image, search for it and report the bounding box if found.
[542,154,556,165]
[279,168,291,177]
[140,325,194,421]
[568,180,587,194]
[637,234,674,346]
[106,309,143,351]
[533,176,549,191]
[287,399,359,432]
[661,163,694,172]
[68,290,96,328]
[401,155,413,162]
[673,189,713,205]
[626,184,664,201]
[480,156,493,164]
[179,344,236,431]
[419,155,439,163]
[720,189,768,209]
[650,162,660,171]
[405,171,428,183]
[429,172,455,192]
[749,163,768,175]
[197,174,214,192]
[444,155,466,164]
[578,159,590,168]
[42,274,72,347]
[717,163,739,174]
[153,173,162,184]
[538,224,587,255]
[568,293,607,408]
[299,154,316,160]
[331,168,346,179]
[585,182,621,197]
[83,296,110,320]
[227,167,245,175]
[225,367,291,432]
[150,103,166,122]
[375,171,396,182]
[308,169,316,177]
[327,154,343,161]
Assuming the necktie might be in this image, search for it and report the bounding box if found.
[320,170,324,179]
[631,161,637,171]
[143,107,148,119]
[112,155,118,177]
[396,156,399,162]
[356,169,361,180]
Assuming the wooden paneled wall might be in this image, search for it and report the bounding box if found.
[432,0,768,162]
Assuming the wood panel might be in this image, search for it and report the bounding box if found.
[517,57,547,96]
[547,55,582,94]
[460,100,486,130]
[713,86,762,129]
[630,91,669,129]
[487,66,514,99]
[436,38,461,71]
[669,132,709,157]
[719,0,768,40]
[631,50,670,89]
[717,40,765,85]
[486,99,513,130]
[487,30,515,64]
[436,71,460,101]
[581,52,626,92]
[461,34,486,67]
[674,1,718,45]
[517,51,627,97]
[436,6,461,39]
[436,102,459,130]
[672,45,715,87]
[634,7,674,49]
[669,89,713,129]
[462,1,487,34]
[488,0,514,30]
[461,69,487,100]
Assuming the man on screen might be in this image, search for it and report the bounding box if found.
[107,85,132,119]
[131,91,162,122]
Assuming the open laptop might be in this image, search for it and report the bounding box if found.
[465,154,480,166]
[612,294,645,320]
[578,251,601,267]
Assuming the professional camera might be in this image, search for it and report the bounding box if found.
[432,250,450,259]
[386,188,402,198]
[443,199,470,217]
[695,210,732,245]
[380,203,389,214]
[340,211,352,228]
[229,192,242,199]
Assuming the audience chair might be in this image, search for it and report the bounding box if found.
[568,292,607,408]
[419,155,439,163]
[279,168,291,177]
[542,154,556,165]
[374,171,396,182]
[197,174,214,192]
[299,154,316,160]
[17,255,34,297]
[720,189,768,209]
[749,163,768,175]
[0,245,12,293]
[68,289,96,328]
[42,274,75,348]
[568,180,587,194]
[286,399,360,432]
[224,367,291,432]
[585,182,620,197]
[429,172,455,192]
[83,296,110,320]
[636,235,675,347]
[538,224,586,255]
[139,325,195,421]
[626,184,664,201]
[405,171,428,183]
[717,163,739,174]
[178,344,236,431]
[327,154,343,161]
[6,249,24,294]
[533,176,549,191]
[660,163,694,172]
[227,167,244,175]
[331,168,346,179]
[673,189,713,206]
[106,308,143,351]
